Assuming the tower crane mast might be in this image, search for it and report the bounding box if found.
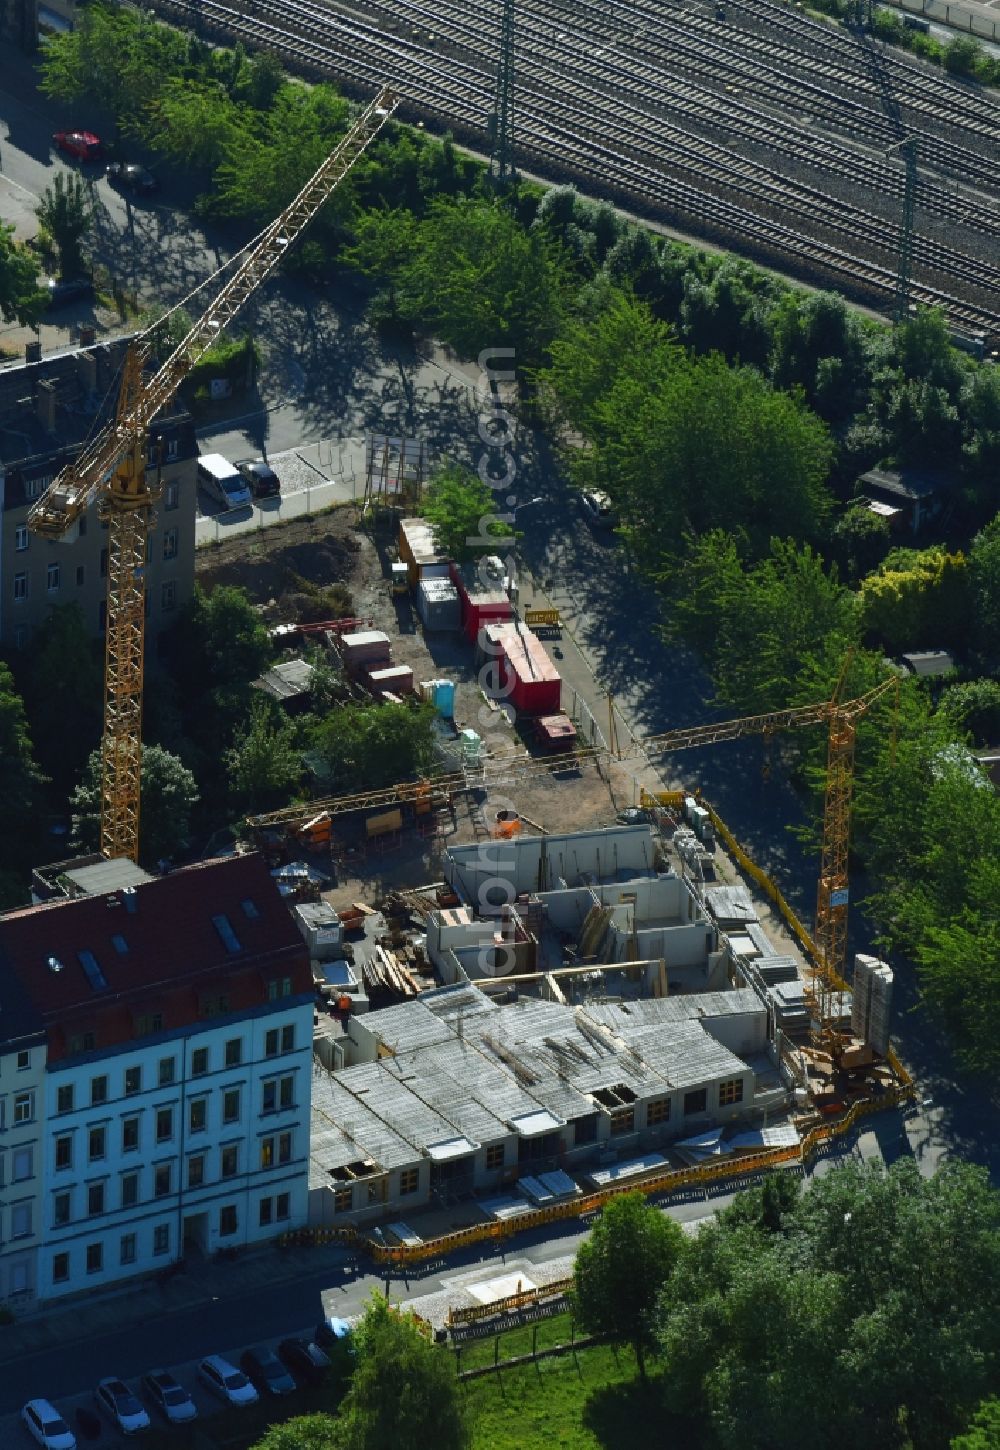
[28,86,399,864]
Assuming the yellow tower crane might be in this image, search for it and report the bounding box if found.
[28,86,399,863]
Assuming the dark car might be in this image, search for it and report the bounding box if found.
[45,277,93,308]
[52,130,102,162]
[140,1370,197,1425]
[239,1348,297,1398]
[277,1337,330,1387]
[236,460,280,499]
[578,489,618,530]
[106,162,158,196]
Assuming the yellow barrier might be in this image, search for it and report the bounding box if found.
[447,1276,575,1327]
[523,608,561,628]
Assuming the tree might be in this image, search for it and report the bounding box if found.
[250,1415,341,1450]
[968,514,1000,666]
[939,679,1000,745]
[342,208,419,324]
[954,1399,1000,1450]
[0,223,45,326]
[22,603,103,792]
[36,171,92,279]
[71,744,199,866]
[0,663,47,905]
[831,502,891,583]
[307,701,437,794]
[858,546,969,652]
[337,1295,468,1450]
[572,1191,684,1380]
[225,696,302,812]
[422,465,510,562]
[165,584,273,710]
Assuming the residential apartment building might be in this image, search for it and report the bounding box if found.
[0,854,313,1305]
[0,964,46,1310]
[0,334,197,653]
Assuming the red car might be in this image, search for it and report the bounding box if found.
[52,130,102,161]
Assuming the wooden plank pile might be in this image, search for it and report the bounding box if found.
[363,943,423,997]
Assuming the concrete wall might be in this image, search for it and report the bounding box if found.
[444,826,658,908]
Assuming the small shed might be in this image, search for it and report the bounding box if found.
[417,577,461,631]
[253,657,315,713]
[398,517,449,588]
[899,650,955,678]
[451,558,513,642]
[484,621,562,716]
[858,468,950,534]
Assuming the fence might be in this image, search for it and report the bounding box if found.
[195,475,355,547]
[447,1276,574,1329]
[884,0,1000,40]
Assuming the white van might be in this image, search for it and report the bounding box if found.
[197,452,252,510]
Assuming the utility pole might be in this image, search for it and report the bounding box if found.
[887,135,917,322]
[489,0,515,187]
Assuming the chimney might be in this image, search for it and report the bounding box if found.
[25,340,41,364]
[36,378,57,433]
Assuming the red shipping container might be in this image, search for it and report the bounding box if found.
[485,622,562,716]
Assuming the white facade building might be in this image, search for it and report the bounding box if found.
[0,993,47,1311]
[0,853,314,1305]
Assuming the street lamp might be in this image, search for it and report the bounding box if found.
[511,496,543,517]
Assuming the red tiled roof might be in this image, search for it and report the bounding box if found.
[0,854,310,1040]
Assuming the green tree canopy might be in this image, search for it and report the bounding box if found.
[0,662,46,906]
[37,171,92,280]
[22,603,103,792]
[939,679,1000,745]
[858,546,969,653]
[337,1295,468,1450]
[225,695,302,812]
[968,514,1000,666]
[423,465,510,561]
[954,1399,1000,1450]
[307,700,437,794]
[71,744,199,866]
[572,1191,684,1380]
[0,223,45,327]
[165,584,272,710]
[249,1415,341,1450]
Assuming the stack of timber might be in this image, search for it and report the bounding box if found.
[363,943,423,997]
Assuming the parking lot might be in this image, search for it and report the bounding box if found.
[193,439,362,546]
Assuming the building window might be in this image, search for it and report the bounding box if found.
[219,1205,237,1237]
[275,1192,290,1221]
[278,1130,292,1164]
[221,1145,238,1179]
[100,548,108,578]
[11,1202,32,1239]
[135,1013,162,1038]
[14,625,27,649]
[610,1108,635,1136]
[120,1233,136,1266]
[55,1135,72,1171]
[12,1146,33,1181]
[124,1066,141,1096]
[267,978,293,1004]
[573,1115,598,1146]
[76,564,85,587]
[69,1032,95,1056]
[188,1154,205,1189]
[14,524,27,551]
[54,1192,71,1226]
[259,1197,273,1227]
[646,1098,670,1127]
[46,562,60,592]
[225,1038,242,1068]
[86,1242,103,1275]
[189,1098,207,1133]
[122,1115,140,1152]
[164,480,179,510]
[153,1224,170,1256]
[121,1172,139,1209]
[13,1091,33,1124]
[262,1075,294,1114]
[52,1252,69,1284]
[158,1057,175,1087]
[78,515,87,537]
[56,1084,74,1114]
[191,1047,208,1077]
[265,1023,295,1058]
[260,1137,274,1170]
[89,1126,106,1161]
[163,528,178,561]
[154,1163,172,1198]
[333,1188,352,1214]
[485,1145,504,1171]
[13,572,27,602]
[222,1088,240,1125]
[399,1168,419,1196]
[16,1049,30,1070]
[166,438,179,462]
[91,1075,108,1106]
[683,1088,708,1117]
[161,580,177,612]
[87,1182,105,1217]
[156,1106,174,1143]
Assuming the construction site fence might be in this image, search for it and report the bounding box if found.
[279,1084,915,1267]
[447,1275,575,1328]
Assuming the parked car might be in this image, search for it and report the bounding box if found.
[94,1378,150,1436]
[20,1400,76,1450]
[196,452,252,510]
[197,1355,259,1407]
[315,1315,353,1349]
[45,277,93,308]
[240,1347,297,1397]
[277,1336,330,1387]
[236,460,280,499]
[106,162,158,195]
[578,489,617,529]
[140,1369,198,1424]
[52,130,102,161]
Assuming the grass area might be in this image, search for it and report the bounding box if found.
[455,1313,700,1450]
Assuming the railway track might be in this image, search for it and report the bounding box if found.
[147,0,1000,340]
